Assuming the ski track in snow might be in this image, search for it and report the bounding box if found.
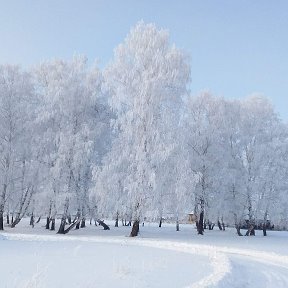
[2,232,288,288]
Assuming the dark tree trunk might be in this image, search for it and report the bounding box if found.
[159,218,162,228]
[36,216,41,223]
[6,214,9,225]
[197,211,204,235]
[67,215,72,224]
[122,219,124,226]
[46,217,50,229]
[130,220,139,237]
[222,222,225,231]
[46,201,52,229]
[30,213,34,227]
[57,217,66,234]
[176,220,180,231]
[80,218,86,228]
[97,220,110,230]
[263,223,267,236]
[217,220,223,230]
[236,225,243,236]
[74,211,81,229]
[11,217,21,228]
[50,218,55,231]
[57,199,69,234]
[197,197,205,235]
[115,213,119,227]
[0,212,4,230]
[64,218,81,234]
[263,211,268,236]
[75,222,80,229]
[245,224,255,236]
[203,220,207,230]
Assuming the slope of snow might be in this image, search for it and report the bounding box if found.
[1,219,288,288]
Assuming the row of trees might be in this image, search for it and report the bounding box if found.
[0,22,287,237]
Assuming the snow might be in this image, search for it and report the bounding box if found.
[1,219,288,288]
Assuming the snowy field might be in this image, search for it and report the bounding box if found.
[1,219,288,288]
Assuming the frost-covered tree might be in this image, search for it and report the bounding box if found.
[34,56,111,233]
[0,65,37,230]
[184,93,225,234]
[233,96,281,235]
[239,96,287,235]
[96,22,190,236]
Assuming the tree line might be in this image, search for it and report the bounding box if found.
[0,22,287,237]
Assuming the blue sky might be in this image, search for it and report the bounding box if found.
[0,0,287,120]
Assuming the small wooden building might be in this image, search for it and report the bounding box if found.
[188,212,196,223]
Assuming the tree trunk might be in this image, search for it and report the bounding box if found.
[159,218,162,228]
[130,220,139,237]
[36,216,41,223]
[97,220,110,230]
[197,197,205,235]
[115,212,119,227]
[50,218,55,231]
[75,222,80,229]
[46,201,52,229]
[208,222,214,230]
[64,218,81,234]
[57,199,69,234]
[11,186,34,228]
[0,184,7,230]
[263,210,268,236]
[245,224,255,236]
[263,223,267,236]
[6,214,9,225]
[46,217,50,229]
[197,210,204,235]
[11,217,21,228]
[30,213,34,227]
[236,225,243,236]
[176,220,180,231]
[74,211,81,230]
[57,216,66,234]
[0,211,4,230]
[217,220,223,230]
[80,218,86,228]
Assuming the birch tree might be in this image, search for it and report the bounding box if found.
[0,65,35,230]
[101,22,190,236]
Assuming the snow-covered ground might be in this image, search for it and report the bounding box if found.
[1,219,288,288]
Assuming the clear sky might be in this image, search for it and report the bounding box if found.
[0,0,287,120]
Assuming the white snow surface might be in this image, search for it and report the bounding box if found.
[1,220,288,288]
